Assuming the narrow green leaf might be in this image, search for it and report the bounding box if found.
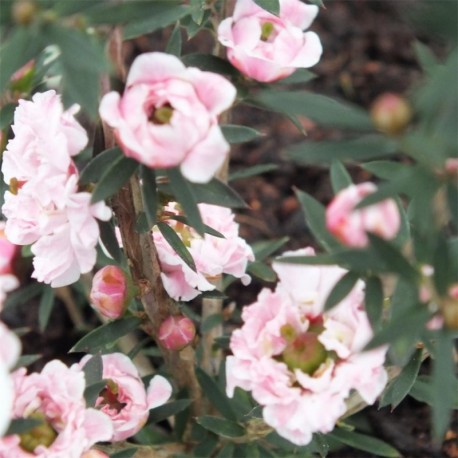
[276,69,316,85]
[38,286,55,332]
[70,317,142,353]
[84,380,106,407]
[194,433,219,457]
[157,222,196,272]
[229,164,278,181]
[201,313,223,333]
[4,282,43,309]
[409,375,458,409]
[380,348,423,409]
[195,367,238,421]
[362,161,408,180]
[324,271,359,311]
[166,168,205,235]
[433,234,453,296]
[364,276,384,329]
[216,443,235,458]
[190,0,205,24]
[123,4,190,40]
[98,221,123,263]
[0,103,15,130]
[413,41,438,74]
[148,399,193,424]
[166,22,182,57]
[275,253,336,265]
[82,354,103,386]
[140,166,158,228]
[329,429,400,457]
[91,156,138,203]
[6,418,43,436]
[13,354,41,370]
[252,237,289,261]
[247,261,277,282]
[288,135,397,165]
[181,54,239,76]
[79,147,123,185]
[196,416,245,438]
[254,0,280,15]
[295,189,341,251]
[221,124,263,144]
[110,449,137,458]
[167,215,224,238]
[192,178,248,209]
[330,160,352,193]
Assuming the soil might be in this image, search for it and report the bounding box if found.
[1,1,457,457]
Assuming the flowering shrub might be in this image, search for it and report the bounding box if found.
[0,0,456,457]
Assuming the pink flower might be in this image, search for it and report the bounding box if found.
[153,203,254,301]
[158,315,196,351]
[326,182,401,248]
[0,360,112,457]
[218,0,322,82]
[80,353,172,442]
[90,266,128,319]
[99,52,236,183]
[0,223,19,310]
[226,248,387,445]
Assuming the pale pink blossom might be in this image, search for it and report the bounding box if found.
[0,360,112,457]
[326,182,401,248]
[218,0,322,82]
[226,248,387,445]
[99,52,236,183]
[0,223,19,310]
[80,353,172,442]
[158,315,196,350]
[90,266,128,319]
[153,203,254,301]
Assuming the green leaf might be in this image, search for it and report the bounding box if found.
[70,317,142,353]
[254,0,280,15]
[295,189,341,252]
[196,416,245,438]
[288,135,397,165]
[140,166,158,228]
[274,253,337,266]
[229,164,278,181]
[157,222,197,272]
[166,168,205,235]
[221,124,263,144]
[91,156,138,203]
[362,160,409,180]
[167,215,224,238]
[195,367,238,421]
[82,354,103,386]
[216,443,235,458]
[275,69,316,85]
[110,449,138,458]
[4,282,43,310]
[432,332,455,442]
[413,41,438,75]
[380,348,423,409]
[123,4,190,40]
[254,90,373,130]
[166,22,182,57]
[201,313,223,333]
[79,147,123,185]
[38,286,55,332]
[14,354,41,370]
[192,178,248,209]
[364,276,384,329]
[324,271,359,311]
[84,380,106,407]
[330,160,352,193]
[252,237,289,261]
[433,234,453,296]
[148,399,193,424]
[0,103,15,130]
[409,375,458,409]
[247,261,277,282]
[329,429,400,457]
[6,418,43,436]
[181,54,239,76]
[98,221,123,263]
[190,0,206,25]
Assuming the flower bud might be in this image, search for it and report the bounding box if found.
[90,266,128,319]
[370,93,412,136]
[158,315,196,351]
[12,0,38,25]
[442,284,458,330]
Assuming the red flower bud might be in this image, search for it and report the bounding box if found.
[90,266,128,319]
[370,93,412,135]
[158,315,196,351]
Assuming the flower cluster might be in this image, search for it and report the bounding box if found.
[218,0,322,82]
[1,91,111,287]
[0,223,19,310]
[226,247,387,445]
[153,202,255,301]
[0,360,113,457]
[100,52,236,183]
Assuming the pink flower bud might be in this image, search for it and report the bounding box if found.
[370,93,412,135]
[90,266,128,319]
[326,182,401,248]
[158,315,196,351]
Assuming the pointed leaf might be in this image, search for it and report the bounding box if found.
[247,261,277,282]
[6,418,43,436]
[38,286,55,332]
[254,0,280,15]
[98,221,123,263]
[82,354,103,386]
[364,276,384,329]
[166,22,182,57]
[84,380,107,407]
[110,449,137,458]
[221,125,263,144]
[79,147,123,185]
[252,237,289,261]
[181,54,239,76]
[148,399,193,424]
[192,178,248,208]
[330,160,352,193]
[4,282,43,310]
[229,164,278,181]
[324,271,359,310]
[196,416,245,438]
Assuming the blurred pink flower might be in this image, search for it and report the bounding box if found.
[218,0,322,82]
[99,52,236,183]
[0,223,19,310]
[326,182,400,248]
[226,248,387,445]
[90,266,128,319]
[158,315,196,351]
[153,203,254,301]
[80,353,172,442]
[0,360,112,457]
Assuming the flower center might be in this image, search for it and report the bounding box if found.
[149,103,174,125]
[260,22,275,41]
[19,412,58,453]
[98,379,127,413]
